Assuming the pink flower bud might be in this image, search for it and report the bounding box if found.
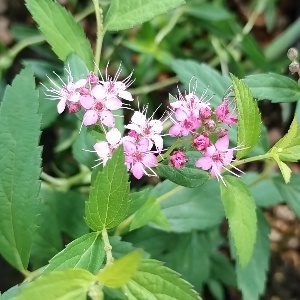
[199,107,212,119]
[88,72,99,85]
[170,150,188,169]
[68,103,81,113]
[192,134,210,151]
[205,120,216,130]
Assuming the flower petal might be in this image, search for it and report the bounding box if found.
[94,141,110,158]
[80,95,94,109]
[92,85,106,99]
[119,90,133,101]
[100,110,115,127]
[83,110,98,125]
[131,162,144,179]
[106,97,122,110]
[215,135,229,152]
[106,128,121,145]
[57,99,66,114]
[195,156,212,170]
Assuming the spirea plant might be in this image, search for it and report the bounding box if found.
[1,0,300,300]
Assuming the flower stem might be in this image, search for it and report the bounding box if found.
[102,228,114,266]
[92,0,105,72]
[232,153,273,167]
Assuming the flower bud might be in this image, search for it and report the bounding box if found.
[287,48,298,61]
[289,61,300,74]
[68,103,81,113]
[170,150,188,169]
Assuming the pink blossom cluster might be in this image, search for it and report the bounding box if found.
[45,66,241,182]
[44,65,134,128]
[169,86,242,183]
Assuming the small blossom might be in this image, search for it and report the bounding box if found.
[125,110,164,151]
[195,135,240,184]
[192,134,210,151]
[169,114,201,137]
[93,128,122,166]
[170,150,188,169]
[215,97,238,125]
[123,138,158,179]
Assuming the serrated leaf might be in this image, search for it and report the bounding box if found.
[151,209,171,231]
[272,117,298,150]
[220,176,257,267]
[274,174,300,218]
[244,73,300,103]
[98,250,142,288]
[15,269,95,300]
[274,156,291,184]
[85,146,130,231]
[171,60,231,107]
[25,0,93,69]
[235,209,270,300]
[231,75,261,159]
[122,259,202,300]
[43,232,104,275]
[0,67,41,272]
[130,196,160,231]
[105,0,185,31]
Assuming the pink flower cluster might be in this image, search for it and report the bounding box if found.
[44,65,134,128]
[169,86,242,184]
[45,66,241,182]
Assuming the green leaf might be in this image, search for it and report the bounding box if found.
[242,173,283,207]
[274,156,291,184]
[127,189,150,216]
[231,75,261,159]
[15,269,95,300]
[0,67,41,272]
[152,180,224,232]
[0,285,21,300]
[43,232,104,275]
[72,126,98,168]
[130,196,160,231]
[98,250,142,288]
[171,59,231,107]
[25,0,93,69]
[220,176,257,267]
[66,53,89,81]
[235,209,270,300]
[122,259,202,300]
[85,146,130,231]
[274,174,300,218]
[244,73,300,103]
[105,0,185,31]
[157,151,209,188]
[162,232,210,291]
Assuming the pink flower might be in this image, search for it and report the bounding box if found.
[43,68,88,114]
[169,114,201,137]
[195,135,237,184]
[125,111,164,151]
[170,150,188,169]
[192,134,210,151]
[100,64,134,102]
[123,138,158,179]
[93,128,122,166]
[215,98,238,125]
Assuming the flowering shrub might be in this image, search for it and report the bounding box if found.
[1,0,300,300]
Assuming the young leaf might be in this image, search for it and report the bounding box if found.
[25,0,93,69]
[273,156,292,184]
[122,259,202,300]
[98,250,142,288]
[104,0,185,31]
[244,73,300,102]
[65,53,89,81]
[231,75,261,159]
[130,196,160,231]
[43,232,104,275]
[235,209,270,300]
[85,146,130,231]
[14,269,96,300]
[0,67,41,272]
[220,176,257,267]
